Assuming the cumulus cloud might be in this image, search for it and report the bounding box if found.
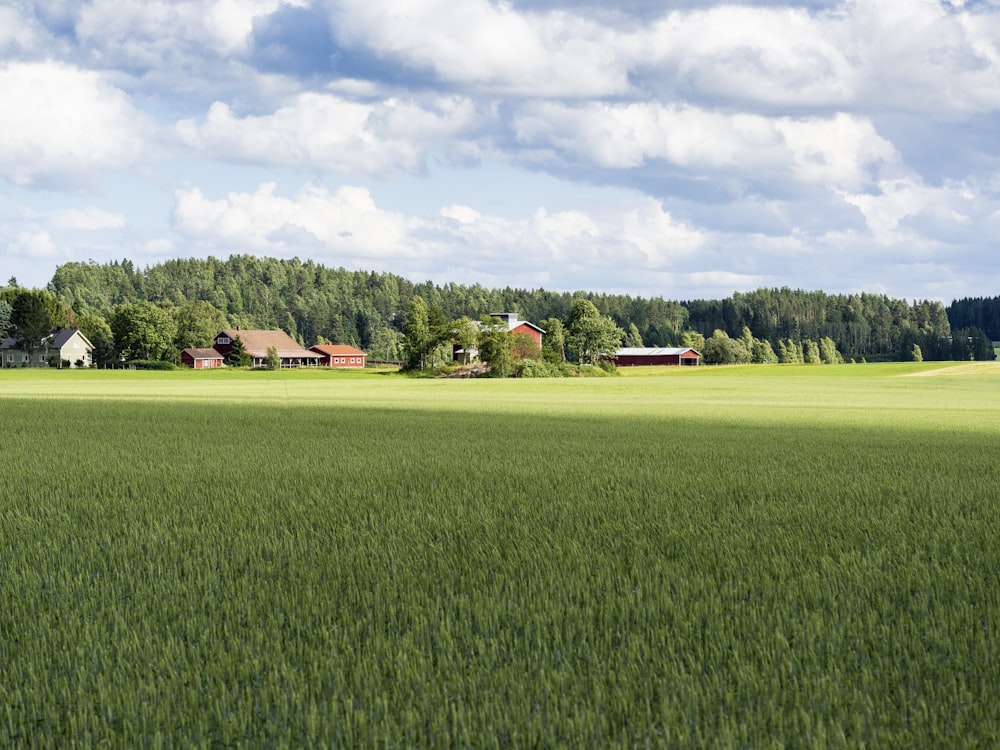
[177,93,484,175]
[322,0,631,96]
[0,62,147,188]
[171,180,709,290]
[513,103,896,190]
[74,0,306,64]
[6,230,62,260]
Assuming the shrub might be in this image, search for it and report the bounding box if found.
[124,359,176,370]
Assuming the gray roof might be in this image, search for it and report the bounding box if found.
[49,328,92,349]
[0,328,93,350]
[615,347,701,356]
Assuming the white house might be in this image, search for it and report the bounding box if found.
[1,328,94,368]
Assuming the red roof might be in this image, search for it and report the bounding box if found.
[310,345,366,357]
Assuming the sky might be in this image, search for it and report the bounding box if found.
[2,0,1000,302]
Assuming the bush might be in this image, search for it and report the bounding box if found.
[514,359,559,378]
[124,360,176,370]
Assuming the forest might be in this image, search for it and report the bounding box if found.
[1,255,996,365]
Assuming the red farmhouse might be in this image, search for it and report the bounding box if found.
[310,344,367,368]
[181,347,224,369]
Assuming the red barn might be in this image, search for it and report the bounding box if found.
[613,347,701,366]
[310,344,367,368]
[181,347,224,369]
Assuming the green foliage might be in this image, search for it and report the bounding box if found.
[110,302,177,361]
[450,316,478,364]
[681,329,705,353]
[122,359,176,370]
[265,345,280,370]
[512,358,559,378]
[624,321,643,347]
[540,317,565,364]
[226,335,251,367]
[702,329,751,365]
[565,298,623,365]
[0,299,11,340]
[10,290,58,357]
[77,313,117,368]
[174,301,228,351]
[476,315,513,377]
[803,339,821,364]
[820,336,843,364]
[912,343,924,362]
[403,296,432,370]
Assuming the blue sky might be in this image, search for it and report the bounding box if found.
[2,0,1000,301]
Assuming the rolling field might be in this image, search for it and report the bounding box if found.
[1,363,999,747]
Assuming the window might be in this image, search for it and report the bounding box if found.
[217,336,231,345]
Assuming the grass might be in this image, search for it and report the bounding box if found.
[1,362,998,746]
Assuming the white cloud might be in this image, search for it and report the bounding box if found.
[514,103,896,190]
[75,0,304,62]
[0,62,147,188]
[637,5,859,108]
[177,93,483,175]
[7,230,62,260]
[324,0,630,96]
[840,177,987,245]
[171,180,709,288]
[172,182,414,256]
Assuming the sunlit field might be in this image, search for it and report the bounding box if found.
[2,363,998,746]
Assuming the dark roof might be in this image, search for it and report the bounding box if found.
[49,328,93,349]
[1,328,93,350]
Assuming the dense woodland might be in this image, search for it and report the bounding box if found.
[1,256,996,365]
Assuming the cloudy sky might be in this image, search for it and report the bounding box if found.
[2,0,1000,301]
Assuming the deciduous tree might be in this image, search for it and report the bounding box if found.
[403,296,432,370]
[110,302,177,361]
[540,317,566,364]
[477,316,512,377]
[77,313,116,368]
[565,299,623,365]
[174,301,228,351]
[11,291,57,362]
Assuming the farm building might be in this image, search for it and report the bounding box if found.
[1,328,94,368]
[453,313,545,364]
[181,348,224,369]
[613,347,701,366]
[212,329,323,368]
[310,344,367,368]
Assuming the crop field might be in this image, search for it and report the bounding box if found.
[1,363,999,747]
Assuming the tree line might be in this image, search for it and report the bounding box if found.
[0,259,994,367]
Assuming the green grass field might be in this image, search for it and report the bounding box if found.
[2,363,998,747]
